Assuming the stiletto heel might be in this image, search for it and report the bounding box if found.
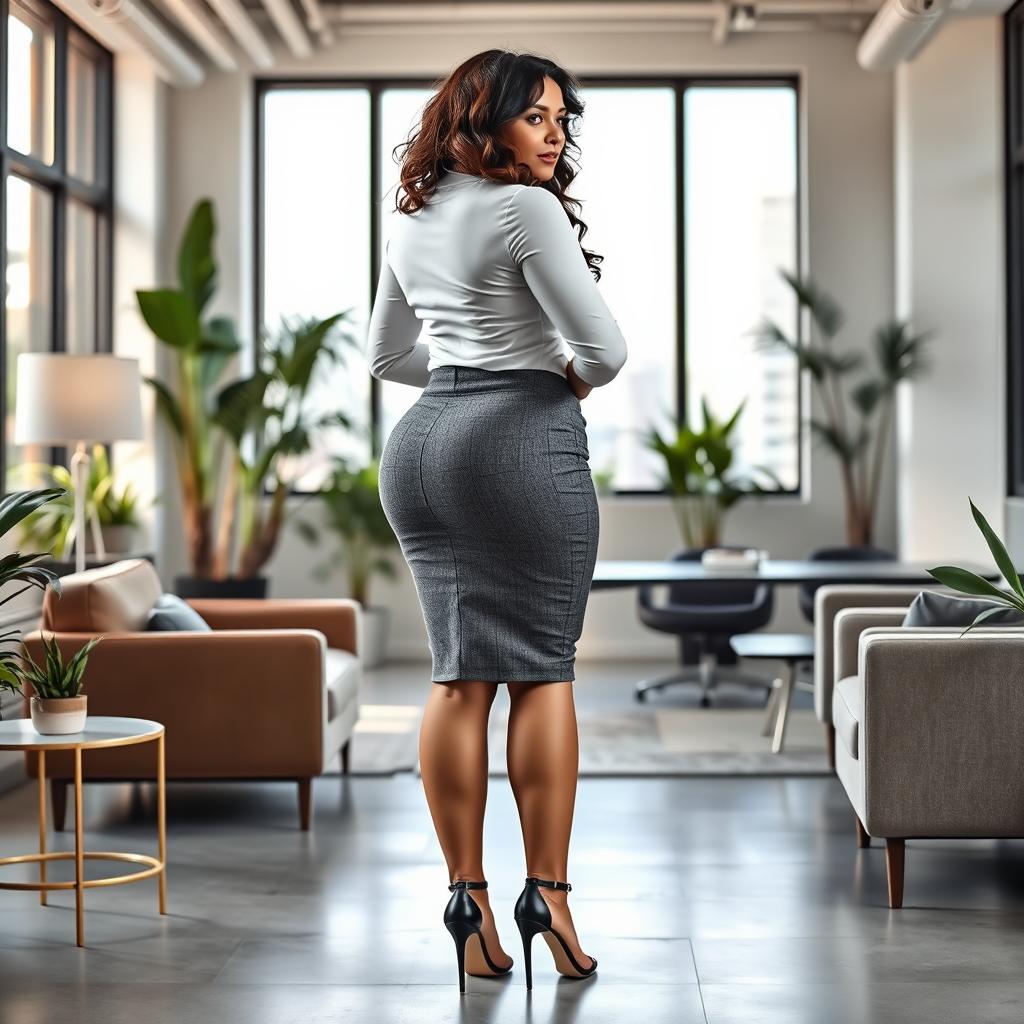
[443,879,513,993]
[513,876,597,988]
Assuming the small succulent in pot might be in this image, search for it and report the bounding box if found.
[6,631,105,735]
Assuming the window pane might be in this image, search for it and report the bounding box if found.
[67,31,99,183]
[684,85,799,491]
[5,175,54,490]
[7,0,56,164]
[261,88,372,491]
[66,199,96,353]
[570,86,677,492]
[377,88,433,442]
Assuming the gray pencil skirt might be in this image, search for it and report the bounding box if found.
[377,364,599,684]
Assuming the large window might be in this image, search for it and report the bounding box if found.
[255,76,801,495]
[1,0,114,492]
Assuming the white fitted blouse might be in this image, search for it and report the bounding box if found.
[367,171,627,388]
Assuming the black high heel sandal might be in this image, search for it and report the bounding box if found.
[443,879,513,993]
[514,875,598,989]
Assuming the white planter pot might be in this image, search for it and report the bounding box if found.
[30,694,88,735]
[86,523,137,555]
[359,605,390,669]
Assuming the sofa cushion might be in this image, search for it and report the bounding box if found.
[146,594,213,632]
[324,648,360,721]
[901,589,1024,628]
[42,558,163,633]
[832,674,861,759]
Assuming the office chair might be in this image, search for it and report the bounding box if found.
[797,545,896,624]
[634,547,775,705]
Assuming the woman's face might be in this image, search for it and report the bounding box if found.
[501,76,567,183]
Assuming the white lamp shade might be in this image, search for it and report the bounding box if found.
[13,353,145,444]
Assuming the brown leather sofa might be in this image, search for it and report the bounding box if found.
[19,558,362,830]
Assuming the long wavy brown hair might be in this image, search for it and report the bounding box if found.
[389,49,604,281]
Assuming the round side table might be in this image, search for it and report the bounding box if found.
[0,715,167,947]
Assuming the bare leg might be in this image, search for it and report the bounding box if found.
[506,680,594,969]
[419,680,513,971]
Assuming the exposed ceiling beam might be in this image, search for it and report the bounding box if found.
[88,0,205,85]
[204,0,275,67]
[260,0,313,56]
[155,0,239,71]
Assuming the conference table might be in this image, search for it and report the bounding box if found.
[589,557,1002,752]
[590,558,1000,591]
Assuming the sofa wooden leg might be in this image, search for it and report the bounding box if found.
[826,725,835,770]
[298,778,312,831]
[341,739,351,775]
[855,814,871,848]
[885,838,905,908]
[51,779,67,832]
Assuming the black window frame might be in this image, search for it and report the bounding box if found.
[253,74,804,498]
[0,0,115,493]
[1007,0,1024,496]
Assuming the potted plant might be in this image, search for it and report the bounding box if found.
[136,198,358,598]
[643,397,784,548]
[752,270,933,546]
[927,497,1024,634]
[3,631,104,735]
[201,311,359,598]
[293,456,400,667]
[0,487,67,721]
[14,444,145,559]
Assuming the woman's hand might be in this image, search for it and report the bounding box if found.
[566,358,593,402]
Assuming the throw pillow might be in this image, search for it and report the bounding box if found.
[146,593,213,632]
[901,589,1024,628]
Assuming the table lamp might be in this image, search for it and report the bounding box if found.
[13,353,144,573]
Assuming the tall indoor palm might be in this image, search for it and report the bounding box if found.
[753,270,932,545]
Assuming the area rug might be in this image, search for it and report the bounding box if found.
[340,703,831,777]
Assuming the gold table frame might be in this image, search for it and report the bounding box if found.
[0,718,167,947]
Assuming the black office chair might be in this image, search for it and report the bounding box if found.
[797,545,897,624]
[635,547,775,705]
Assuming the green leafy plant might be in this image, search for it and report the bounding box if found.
[14,444,143,558]
[135,197,244,578]
[643,397,785,548]
[0,488,68,718]
[927,498,1024,636]
[3,630,104,702]
[136,197,358,581]
[213,312,360,579]
[293,457,399,605]
[752,270,933,546]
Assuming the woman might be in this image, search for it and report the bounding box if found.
[367,49,627,994]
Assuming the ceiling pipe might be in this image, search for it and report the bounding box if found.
[203,0,275,68]
[260,0,313,56]
[326,0,877,27]
[856,0,952,68]
[297,0,334,45]
[157,0,238,71]
[88,0,204,85]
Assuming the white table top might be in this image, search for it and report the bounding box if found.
[0,716,163,751]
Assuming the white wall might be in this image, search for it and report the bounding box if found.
[162,29,897,661]
[895,18,1007,565]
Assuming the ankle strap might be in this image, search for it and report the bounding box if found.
[525,875,572,892]
[449,879,488,891]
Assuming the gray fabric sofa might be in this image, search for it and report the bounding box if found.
[816,585,1024,908]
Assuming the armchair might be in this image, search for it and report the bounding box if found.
[812,584,945,766]
[834,617,1024,907]
[19,558,362,830]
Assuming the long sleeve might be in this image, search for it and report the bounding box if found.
[504,186,628,387]
[367,239,431,387]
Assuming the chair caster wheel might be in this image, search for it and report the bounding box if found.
[700,695,711,708]
[636,689,647,703]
